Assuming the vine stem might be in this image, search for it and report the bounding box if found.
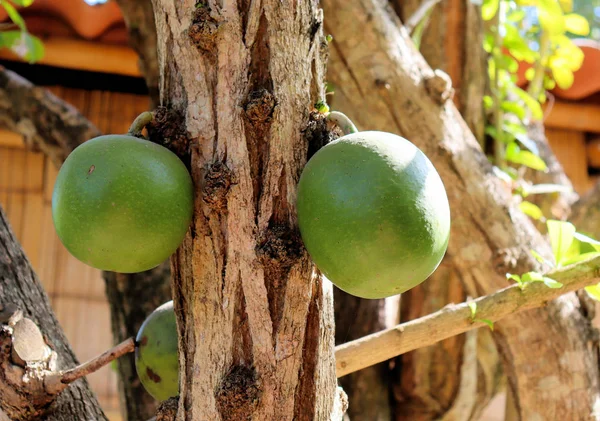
[335,254,600,377]
[527,30,551,102]
[326,111,359,135]
[491,0,505,167]
[128,111,154,137]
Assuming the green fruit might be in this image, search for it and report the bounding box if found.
[52,135,193,273]
[296,131,451,299]
[135,301,179,401]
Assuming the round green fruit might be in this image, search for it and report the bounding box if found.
[296,131,451,299]
[52,135,193,273]
[135,301,179,401]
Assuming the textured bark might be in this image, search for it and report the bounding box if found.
[115,0,160,106]
[0,67,100,167]
[0,205,107,420]
[322,1,600,419]
[0,66,169,421]
[151,0,339,419]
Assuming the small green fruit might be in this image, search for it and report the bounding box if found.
[52,135,193,273]
[135,301,179,401]
[296,131,451,299]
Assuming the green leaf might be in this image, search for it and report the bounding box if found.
[522,271,545,283]
[506,273,522,284]
[543,277,563,288]
[551,66,574,89]
[483,95,494,110]
[544,77,557,90]
[502,101,526,120]
[585,284,600,301]
[475,318,495,331]
[573,232,600,247]
[525,67,536,81]
[483,33,495,53]
[492,166,515,183]
[531,249,554,266]
[468,301,477,319]
[564,13,590,36]
[482,0,500,21]
[538,0,566,35]
[1,1,26,31]
[505,142,548,171]
[9,0,34,6]
[0,31,44,63]
[561,251,600,266]
[503,121,527,137]
[547,219,576,266]
[519,201,544,220]
[515,134,539,154]
[512,86,543,120]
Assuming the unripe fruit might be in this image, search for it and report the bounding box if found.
[135,301,179,401]
[296,131,451,299]
[52,135,193,273]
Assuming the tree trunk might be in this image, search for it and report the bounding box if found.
[150,0,342,419]
[0,66,168,421]
[322,1,600,419]
[0,204,107,420]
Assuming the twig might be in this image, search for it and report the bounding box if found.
[405,0,443,33]
[60,337,135,384]
[335,255,600,377]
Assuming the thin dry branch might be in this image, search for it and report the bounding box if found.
[335,256,600,377]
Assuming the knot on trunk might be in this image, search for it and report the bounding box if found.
[304,111,337,160]
[203,162,235,212]
[147,106,190,160]
[424,69,454,105]
[189,5,221,52]
[244,89,275,124]
[156,397,178,421]
[216,365,260,421]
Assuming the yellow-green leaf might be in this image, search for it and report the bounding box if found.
[551,65,574,89]
[585,284,600,302]
[519,201,544,220]
[538,0,565,35]
[482,0,500,21]
[547,219,576,266]
[564,13,590,36]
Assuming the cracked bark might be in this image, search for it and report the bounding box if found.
[0,65,168,421]
[0,204,107,420]
[322,1,600,419]
[151,0,340,419]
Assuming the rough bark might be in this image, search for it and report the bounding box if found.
[0,66,169,421]
[0,205,107,421]
[151,0,340,419]
[322,1,600,419]
[115,0,160,107]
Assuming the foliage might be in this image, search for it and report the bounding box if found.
[482,0,589,172]
[0,0,43,63]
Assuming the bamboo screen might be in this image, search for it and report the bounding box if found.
[0,86,151,421]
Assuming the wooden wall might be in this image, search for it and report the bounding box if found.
[0,86,150,421]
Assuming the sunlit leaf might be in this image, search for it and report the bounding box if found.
[551,65,574,89]
[501,101,526,120]
[506,142,548,171]
[561,251,600,266]
[508,9,526,22]
[512,86,543,119]
[564,13,590,36]
[531,249,554,266]
[468,301,477,318]
[542,277,563,288]
[547,219,576,266]
[538,0,565,35]
[482,0,500,21]
[9,0,34,6]
[525,67,536,81]
[573,232,600,246]
[475,318,495,330]
[492,166,515,183]
[1,1,26,30]
[585,284,600,301]
[0,31,44,63]
[519,201,544,220]
[506,273,522,284]
[515,134,539,154]
[483,95,494,110]
[522,271,545,283]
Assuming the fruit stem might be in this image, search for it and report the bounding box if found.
[327,111,358,135]
[128,111,154,137]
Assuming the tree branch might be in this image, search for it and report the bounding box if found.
[0,67,100,167]
[404,0,443,33]
[336,255,600,377]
